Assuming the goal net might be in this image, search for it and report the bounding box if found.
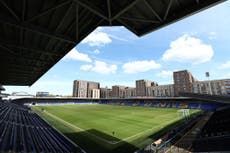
[177,109,190,119]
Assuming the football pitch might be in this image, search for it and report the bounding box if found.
[32,104,199,153]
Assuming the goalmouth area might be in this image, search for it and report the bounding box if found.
[32,104,200,153]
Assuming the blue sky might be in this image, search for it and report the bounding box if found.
[5,1,230,95]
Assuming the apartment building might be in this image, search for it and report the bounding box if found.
[124,87,136,98]
[151,81,158,87]
[192,79,230,96]
[73,70,230,98]
[72,80,100,98]
[100,87,112,98]
[136,80,152,97]
[73,80,88,98]
[173,70,196,96]
[147,84,174,97]
[87,81,100,98]
[92,89,100,99]
[112,85,126,98]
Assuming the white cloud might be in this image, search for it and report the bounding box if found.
[81,31,112,46]
[220,60,230,69]
[108,34,128,42]
[63,48,92,62]
[162,35,214,64]
[93,49,100,55]
[80,61,117,74]
[99,26,125,32]
[157,70,173,78]
[92,61,117,74]
[122,60,161,74]
[80,65,93,71]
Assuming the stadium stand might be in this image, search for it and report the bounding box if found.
[24,100,222,111]
[98,100,224,111]
[0,100,85,153]
[98,100,230,152]
[136,110,204,153]
[6,99,229,152]
[192,107,230,152]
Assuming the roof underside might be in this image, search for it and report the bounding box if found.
[0,0,226,85]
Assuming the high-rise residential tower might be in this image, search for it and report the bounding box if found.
[173,70,196,96]
[136,80,152,97]
[73,80,100,98]
[100,87,112,98]
[112,85,126,98]
[87,81,100,98]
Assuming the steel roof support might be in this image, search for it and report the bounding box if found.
[64,19,75,37]
[26,1,71,22]
[111,0,140,21]
[174,0,182,8]
[0,43,17,55]
[0,18,76,44]
[2,75,30,79]
[0,47,51,65]
[44,2,74,54]
[0,42,61,57]
[0,55,50,66]
[0,59,47,68]
[20,0,26,55]
[55,2,73,32]
[164,0,173,20]
[22,0,26,21]
[74,0,109,22]
[120,16,160,23]
[0,0,20,21]
[76,3,79,41]
[4,69,41,74]
[0,0,226,86]
[107,0,112,25]
[143,0,163,22]
[139,0,226,36]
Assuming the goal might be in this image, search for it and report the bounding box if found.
[177,109,190,119]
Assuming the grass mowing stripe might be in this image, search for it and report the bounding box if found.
[33,104,200,153]
[43,109,179,145]
[43,110,115,144]
[110,113,180,142]
[112,116,179,144]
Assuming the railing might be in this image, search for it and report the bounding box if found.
[135,112,203,153]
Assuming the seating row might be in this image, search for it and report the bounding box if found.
[0,101,85,153]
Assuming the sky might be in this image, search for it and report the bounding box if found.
[4,1,230,95]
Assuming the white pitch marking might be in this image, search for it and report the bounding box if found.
[44,111,115,144]
[43,110,178,145]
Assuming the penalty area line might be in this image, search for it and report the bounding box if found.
[43,110,178,145]
[43,111,116,144]
[112,117,179,145]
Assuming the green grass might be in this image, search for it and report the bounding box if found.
[32,104,199,153]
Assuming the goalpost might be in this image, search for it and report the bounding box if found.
[177,109,190,119]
